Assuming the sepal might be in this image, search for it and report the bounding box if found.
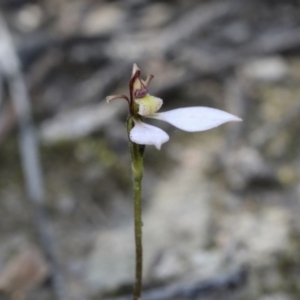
[150,107,242,132]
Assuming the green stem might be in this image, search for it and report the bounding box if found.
[127,117,144,300]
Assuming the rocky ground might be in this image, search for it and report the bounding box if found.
[0,0,300,300]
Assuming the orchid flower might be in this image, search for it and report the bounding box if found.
[107,64,241,149]
[106,64,241,300]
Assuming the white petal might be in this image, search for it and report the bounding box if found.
[150,107,242,132]
[130,121,169,150]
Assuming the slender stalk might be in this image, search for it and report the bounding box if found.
[133,169,143,300]
[127,117,144,300]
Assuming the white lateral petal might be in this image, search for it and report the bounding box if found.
[130,121,169,150]
[150,107,242,132]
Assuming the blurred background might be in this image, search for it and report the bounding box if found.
[0,0,300,299]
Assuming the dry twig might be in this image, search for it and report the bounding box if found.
[0,12,68,300]
[111,266,247,300]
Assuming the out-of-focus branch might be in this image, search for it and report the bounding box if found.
[0,12,68,300]
[111,266,248,300]
[104,2,235,60]
[0,72,3,109]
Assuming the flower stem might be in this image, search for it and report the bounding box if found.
[127,117,144,300]
[133,170,143,300]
